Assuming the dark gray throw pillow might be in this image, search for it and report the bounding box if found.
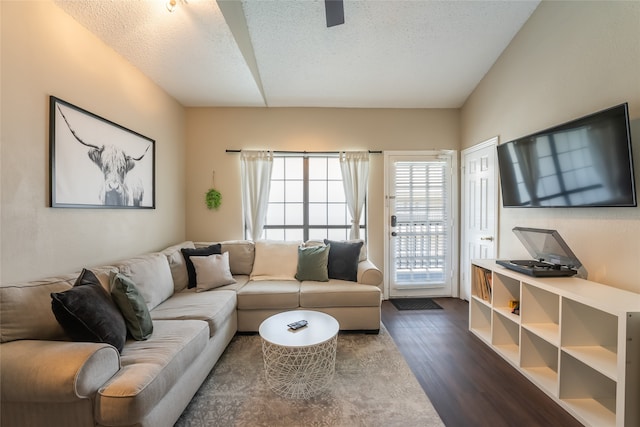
[50,268,127,352]
[181,243,222,288]
[324,239,364,282]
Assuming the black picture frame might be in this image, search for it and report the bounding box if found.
[50,96,155,209]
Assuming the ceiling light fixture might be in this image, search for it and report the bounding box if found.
[166,0,177,12]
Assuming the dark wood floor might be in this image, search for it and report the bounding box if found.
[382,298,583,427]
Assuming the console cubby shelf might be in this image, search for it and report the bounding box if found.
[521,328,558,395]
[469,259,640,427]
[469,297,491,344]
[492,310,520,364]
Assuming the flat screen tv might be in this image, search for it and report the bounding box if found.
[497,103,636,207]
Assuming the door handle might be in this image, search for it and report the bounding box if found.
[391,232,398,237]
[480,236,494,241]
[391,215,397,227]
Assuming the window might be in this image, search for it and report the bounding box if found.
[257,155,366,241]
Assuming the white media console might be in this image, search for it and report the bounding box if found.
[469,259,639,427]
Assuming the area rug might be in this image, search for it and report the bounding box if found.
[175,325,444,427]
[390,298,443,311]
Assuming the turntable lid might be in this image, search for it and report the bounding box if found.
[512,227,583,269]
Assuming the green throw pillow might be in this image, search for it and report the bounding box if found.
[295,245,330,282]
[110,272,153,341]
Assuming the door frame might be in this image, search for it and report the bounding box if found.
[383,150,458,300]
[460,137,500,301]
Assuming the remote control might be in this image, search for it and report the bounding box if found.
[287,320,308,330]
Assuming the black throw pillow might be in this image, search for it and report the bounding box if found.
[181,244,222,288]
[324,239,364,282]
[51,268,127,352]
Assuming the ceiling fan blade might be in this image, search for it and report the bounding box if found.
[325,0,344,28]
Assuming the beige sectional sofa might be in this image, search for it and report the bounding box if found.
[0,239,382,427]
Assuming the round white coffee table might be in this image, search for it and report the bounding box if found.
[259,310,339,399]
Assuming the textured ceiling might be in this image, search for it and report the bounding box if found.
[53,0,540,108]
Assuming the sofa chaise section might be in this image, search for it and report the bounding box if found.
[96,319,208,425]
[0,244,237,427]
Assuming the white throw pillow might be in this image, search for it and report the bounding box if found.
[191,252,236,292]
[250,240,301,281]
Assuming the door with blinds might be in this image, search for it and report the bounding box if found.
[385,152,456,298]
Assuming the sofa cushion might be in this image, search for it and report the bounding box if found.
[86,265,120,293]
[0,275,75,343]
[51,269,127,352]
[110,272,153,341]
[237,280,300,310]
[162,241,195,293]
[195,240,256,275]
[300,281,382,308]
[209,275,251,293]
[96,320,208,425]
[251,240,301,281]
[150,289,237,338]
[191,252,236,292]
[181,244,222,288]
[220,240,255,275]
[295,244,329,282]
[324,239,364,282]
[117,253,174,311]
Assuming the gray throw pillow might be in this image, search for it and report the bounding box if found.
[191,252,237,292]
[110,272,153,340]
[295,244,330,282]
[324,239,364,282]
[51,269,127,352]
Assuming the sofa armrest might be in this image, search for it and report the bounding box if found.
[0,340,120,402]
[357,259,383,286]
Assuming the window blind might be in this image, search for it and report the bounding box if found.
[393,160,448,285]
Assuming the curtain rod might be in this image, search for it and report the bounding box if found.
[225,150,382,154]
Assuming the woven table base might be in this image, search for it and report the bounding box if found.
[261,335,337,399]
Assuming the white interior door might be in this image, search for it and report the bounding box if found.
[384,151,457,299]
[460,137,499,301]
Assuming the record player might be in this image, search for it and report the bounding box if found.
[496,227,587,279]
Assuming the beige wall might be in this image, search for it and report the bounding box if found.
[5,0,636,297]
[0,1,187,284]
[461,1,640,292]
[185,108,460,269]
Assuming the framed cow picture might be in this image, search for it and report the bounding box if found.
[49,96,155,209]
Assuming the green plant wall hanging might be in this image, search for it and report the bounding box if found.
[205,188,222,210]
[205,171,222,210]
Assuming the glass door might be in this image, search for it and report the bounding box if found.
[386,152,456,298]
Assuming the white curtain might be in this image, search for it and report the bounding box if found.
[241,150,273,241]
[339,151,370,239]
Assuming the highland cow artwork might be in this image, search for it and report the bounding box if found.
[50,96,155,209]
